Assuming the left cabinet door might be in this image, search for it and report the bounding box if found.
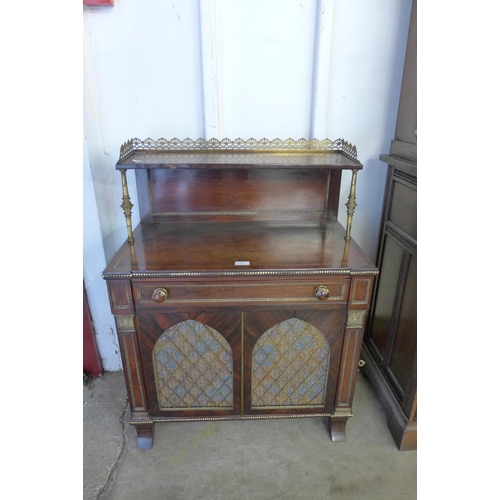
[136,311,242,418]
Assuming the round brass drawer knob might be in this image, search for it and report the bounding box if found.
[152,287,168,303]
[315,285,330,301]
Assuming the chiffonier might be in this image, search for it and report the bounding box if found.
[102,137,377,449]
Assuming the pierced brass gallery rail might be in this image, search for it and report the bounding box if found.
[119,137,359,161]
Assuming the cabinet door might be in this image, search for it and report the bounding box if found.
[368,227,417,415]
[136,311,242,417]
[243,308,345,415]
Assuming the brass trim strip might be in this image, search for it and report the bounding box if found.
[130,270,352,277]
[104,273,133,279]
[141,282,346,290]
[139,296,345,304]
[332,409,354,418]
[252,405,326,410]
[131,413,332,424]
[104,269,378,280]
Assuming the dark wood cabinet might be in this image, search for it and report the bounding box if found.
[103,138,377,449]
[362,0,417,451]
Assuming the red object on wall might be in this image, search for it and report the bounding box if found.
[84,282,103,377]
[83,0,114,6]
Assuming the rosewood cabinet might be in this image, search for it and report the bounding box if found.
[362,0,417,451]
[103,138,377,449]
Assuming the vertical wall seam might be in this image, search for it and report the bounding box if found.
[199,0,220,139]
[310,0,336,140]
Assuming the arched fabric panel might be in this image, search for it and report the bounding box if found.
[153,320,233,410]
[252,318,330,408]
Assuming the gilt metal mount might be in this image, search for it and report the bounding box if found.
[119,137,358,161]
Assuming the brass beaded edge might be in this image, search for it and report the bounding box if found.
[103,270,377,280]
[332,409,354,419]
[130,413,333,424]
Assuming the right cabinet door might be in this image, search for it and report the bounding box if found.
[243,307,346,416]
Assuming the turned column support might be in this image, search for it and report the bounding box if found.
[345,169,358,241]
[119,169,134,244]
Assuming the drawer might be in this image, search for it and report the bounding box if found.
[133,280,349,307]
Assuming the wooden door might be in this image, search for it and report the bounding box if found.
[243,308,346,416]
[369,238,417,413]
[136,311,242,418]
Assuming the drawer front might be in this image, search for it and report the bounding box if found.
[133,280,349,307]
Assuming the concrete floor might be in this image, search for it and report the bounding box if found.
[83,371,416,500]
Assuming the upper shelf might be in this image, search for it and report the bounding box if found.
[116,137,363,170]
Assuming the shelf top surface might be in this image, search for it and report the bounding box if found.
[116,137,363,169]
[103,220,376,278]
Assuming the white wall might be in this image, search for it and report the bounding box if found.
[83,132,122,370]
[83,0,413,370]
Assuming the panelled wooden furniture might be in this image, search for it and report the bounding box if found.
[103,137,377,449]
[362,0,417,451]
